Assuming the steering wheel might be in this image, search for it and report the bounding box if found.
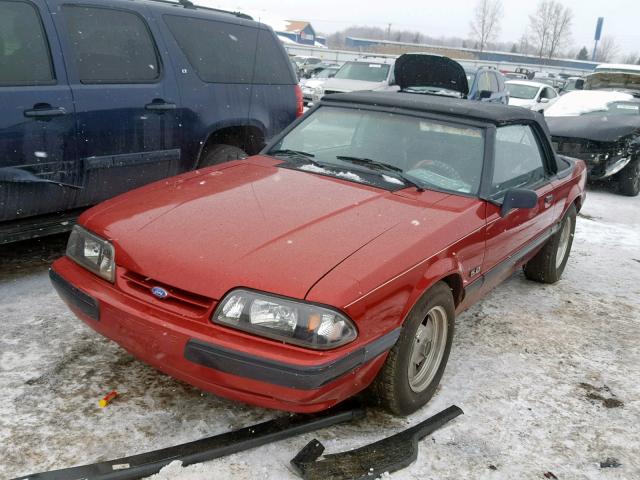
[412,159,463,181]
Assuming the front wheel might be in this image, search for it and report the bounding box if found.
[524,204,576,284]
[616,158,640,197]
[368,282,455,416]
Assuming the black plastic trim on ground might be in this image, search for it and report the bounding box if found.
[12,402,366,480]
[49,268,100,321]
[184,328,401,390]
[291,405,463,480]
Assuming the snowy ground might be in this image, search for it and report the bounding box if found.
[1,187,639,480]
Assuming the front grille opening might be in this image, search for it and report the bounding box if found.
[121,270,214,317]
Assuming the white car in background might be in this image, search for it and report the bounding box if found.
[300,65,340,105]
[312,58,396,103]
[505,80,559,112]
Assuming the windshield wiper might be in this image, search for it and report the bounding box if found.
[335,156,425,191]
[268,149,325,168]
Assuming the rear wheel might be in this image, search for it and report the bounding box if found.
[199,144,247,167]
[616,158,640,197]
[369,282,455,416]
[524,204,576,284]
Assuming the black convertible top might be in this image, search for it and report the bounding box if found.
[321,91,542,125]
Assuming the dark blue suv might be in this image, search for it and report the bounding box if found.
[0,0,301,243]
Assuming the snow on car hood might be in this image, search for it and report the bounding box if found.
[80,158,445,300]
[545,90,634,117]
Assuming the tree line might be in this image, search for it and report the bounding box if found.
[325,0,637,64]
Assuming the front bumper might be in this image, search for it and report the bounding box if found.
[50,258,398,412]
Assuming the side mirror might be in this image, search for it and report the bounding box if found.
[479,90,492,100]
[500,188,538,217]
[539,97,550,104]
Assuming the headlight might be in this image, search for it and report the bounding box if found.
[213,289,357,349]
[66,225,115,282]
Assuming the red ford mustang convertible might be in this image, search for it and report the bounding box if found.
[51,92,586,415]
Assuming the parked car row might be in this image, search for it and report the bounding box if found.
[0,0,302,243]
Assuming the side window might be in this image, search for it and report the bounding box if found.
[164,15,257,84]
[547,88,558,99]
[0,0,54,86]
[253,29,296,85]
[62,6,159,84]
[492,125,546,195]
[489,73,499,92]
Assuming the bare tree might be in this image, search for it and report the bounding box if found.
[595,36,620,62]
[620,52,639,65]
[528,1,573,59]
[469,0,503,52]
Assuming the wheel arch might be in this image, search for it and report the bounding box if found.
[196,122,267,168]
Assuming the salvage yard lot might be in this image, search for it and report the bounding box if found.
[1,188,638,480]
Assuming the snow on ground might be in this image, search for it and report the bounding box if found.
[1,187,639,480]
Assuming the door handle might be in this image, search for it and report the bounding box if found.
[24,106,66,118]
[145,101,177,111]
[544,194,554,207]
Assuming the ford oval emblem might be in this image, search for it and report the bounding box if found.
[151,286,169,299]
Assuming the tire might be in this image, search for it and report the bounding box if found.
[368,282,455,416]
[524,204,576,284]
[616,158,640,197]
[199,144,247,167]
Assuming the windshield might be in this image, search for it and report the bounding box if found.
[313,68,338,79]
[545,91,638,117]
[334,62,390,82]
[269,106,485,195]
[506,84,538,99]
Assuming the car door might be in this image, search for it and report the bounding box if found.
[0,0,78,222]
[481,123,561,289]
[47,0,183,207]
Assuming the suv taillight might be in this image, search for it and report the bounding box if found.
[294,85,304,117]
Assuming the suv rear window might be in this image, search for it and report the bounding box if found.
[62,6,160,84]
[0,0,54,86]
[165,15,257,84]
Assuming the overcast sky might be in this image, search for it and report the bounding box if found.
[205,0,639,57]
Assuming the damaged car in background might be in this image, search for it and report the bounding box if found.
[546,72,640,196]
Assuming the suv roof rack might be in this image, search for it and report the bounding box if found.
[142,0,253,20]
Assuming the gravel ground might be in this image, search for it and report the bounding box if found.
[1,188,638,480]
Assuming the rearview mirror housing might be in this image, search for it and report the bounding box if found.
[500,188,538,217]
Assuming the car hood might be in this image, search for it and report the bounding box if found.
[546,114,640,142]
[394,54,468,95]
[302,78,327,89]
[81,158,446,300]
[322,78,386,92]
[508,97,535,108]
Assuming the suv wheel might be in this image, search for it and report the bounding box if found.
[200,144,247,167]
[369,282,455,416]
[616,158,640,197]
[524,204,576,284]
